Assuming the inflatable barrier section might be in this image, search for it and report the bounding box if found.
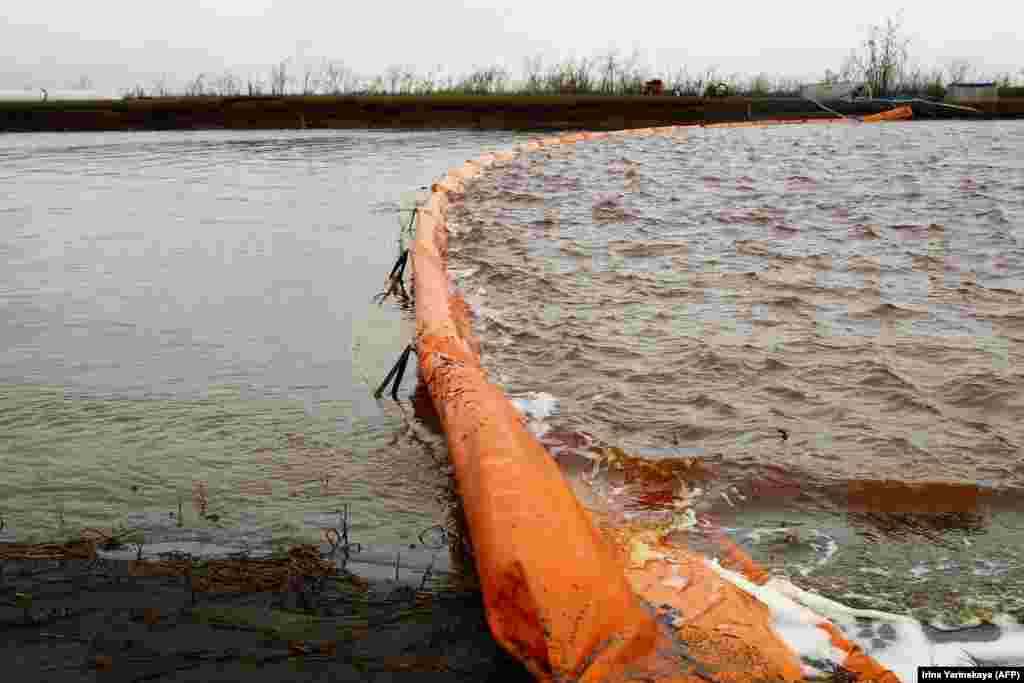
[702,105,913,128]
[413,117,912,683]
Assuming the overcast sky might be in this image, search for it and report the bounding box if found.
[2,1,1021,93]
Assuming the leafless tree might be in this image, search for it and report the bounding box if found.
[457,65,510,94]
[945,58,975,85]
[122,84,147,99]
[186,73,207,97]
[300,63,317,95]
[838,51,861,84]
[347,73,366,94]
[384,65,404,94]
[616,49,648,94]
[246,77,264,96]
[320,60,349,94]
[270,60,290,96]
[597,48,620,94]
[894,62,944,97]
[151,74,170,97]
[775,77,802,96]
[214,71,241,96]
[398,66,417,94]
[845,15,911,96]
[413,65,442,95]
[523,55,545,93]
[690,66,720,98]
[924,68,947,97]
[563,57,595,93]
[668,67,698,95]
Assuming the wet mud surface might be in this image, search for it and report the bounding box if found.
[0,553,528,682]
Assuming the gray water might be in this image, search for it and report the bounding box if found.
[0,128,532,547]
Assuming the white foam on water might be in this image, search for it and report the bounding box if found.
[706,561,1024,680]
[705,559,850,674]
[509,391,560,437]
[793,530,840,577]
[972,558,1012,577]
[910,561,931,578]
[513,391,559,420]
[449,266,480,285]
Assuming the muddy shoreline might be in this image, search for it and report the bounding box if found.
[0,544,528,682]
[2,95,1021,133]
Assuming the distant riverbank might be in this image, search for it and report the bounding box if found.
[3,94,1021,132]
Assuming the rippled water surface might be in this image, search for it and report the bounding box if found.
[1,128,533,546]
[449,121,1024,623]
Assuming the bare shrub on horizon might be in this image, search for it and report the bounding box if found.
[214,71,241,97]
[116,17,1024,101]
[301,63,318,95]
[270,60,290,96]
[842,14,911,97]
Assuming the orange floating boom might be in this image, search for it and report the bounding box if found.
[412,122,906,682]
[860,105,914,122]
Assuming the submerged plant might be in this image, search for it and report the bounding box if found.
[193,481,209,518]
[54,501,65,535]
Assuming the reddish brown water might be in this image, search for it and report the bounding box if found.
[447,122,1024,624]
[450,122,1023,492]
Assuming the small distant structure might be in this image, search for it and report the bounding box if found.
[945,82,998,103]
[643,79,664,95]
